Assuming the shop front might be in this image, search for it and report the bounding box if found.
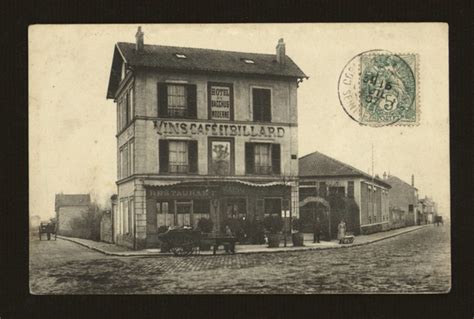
[144,181,291,248]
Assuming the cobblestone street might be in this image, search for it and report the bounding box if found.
[29,224,450,294]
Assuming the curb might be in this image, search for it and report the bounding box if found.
[58,225,428,257]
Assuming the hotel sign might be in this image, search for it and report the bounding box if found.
[156,120,286,138]
[210,85,231,120]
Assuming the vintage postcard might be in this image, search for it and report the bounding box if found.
[29,23,450,294]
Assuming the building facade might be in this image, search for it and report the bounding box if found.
[384,174,419,227]
[298,151,391,236]
[106,28,307,249]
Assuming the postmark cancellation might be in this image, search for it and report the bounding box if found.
[338,50,419,127]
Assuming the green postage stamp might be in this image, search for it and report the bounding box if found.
[338,50,419,126]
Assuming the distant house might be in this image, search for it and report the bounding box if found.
[383,174,419,227]
[299,151,391,236]
[55,194,91,237]
[419,196,437,224]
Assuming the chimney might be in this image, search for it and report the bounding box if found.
[411,174,415,187]
[276,38,286,65]
[383,171,387,179]
[135,26,144,52]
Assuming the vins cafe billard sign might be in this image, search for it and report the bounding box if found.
[156,120,286,138]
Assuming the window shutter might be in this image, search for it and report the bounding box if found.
[245,143,255,174]
[271,144,281,174]
[159,140,169,173]
[186,84,197,119]
[252,89,262,121]
[157,83,168,118]
[261,89,272,122]
[188,140,198,173]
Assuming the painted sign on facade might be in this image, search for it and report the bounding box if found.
[210,85,231,120]
[210,140,231,175]
[155,120,286,138]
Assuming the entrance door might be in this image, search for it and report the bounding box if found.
[175,201,192,227]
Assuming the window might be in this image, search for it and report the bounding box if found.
[156,201,172,228]
[122,198,129,234]
[122,143,129,178]
[129,140,134,175]
[252,88,272,122]
[159,140,198,174]
[408,204,414,213]
[119,140,134,179]
[319,182,327,198]
[158,83,197,119]
[254,144,272,174]
[167,85,187,117]
[168,141,188,173]
[175,53,187,59]
[245,143,280,175]
[128,199,134,235]
[348,181,354,198]
[128,88,134,123]
[264,198,282,218]
[242,58,255,64]
[117,86,134,132]
[329,186,345,197]
[226,198,247,219]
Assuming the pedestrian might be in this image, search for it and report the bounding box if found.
[337,219,347,244]
[224,225,233,253]
[313,217,321,243]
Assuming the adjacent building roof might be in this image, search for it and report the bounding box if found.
[384,175,418,191]
[107,42,308,99]
[55,194,91,212]
[299,151,391,188]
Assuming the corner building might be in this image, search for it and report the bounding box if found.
[106,28,307,249]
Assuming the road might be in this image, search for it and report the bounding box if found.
[29,224,450,294]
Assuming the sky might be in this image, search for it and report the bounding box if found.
[29,24,449,220]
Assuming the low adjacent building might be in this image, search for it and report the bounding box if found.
[383,174,419,228]
[55,194,91,237]
[298,151,391,236]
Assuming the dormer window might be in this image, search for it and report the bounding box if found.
[175,53,187,59]
[241,58,255,64]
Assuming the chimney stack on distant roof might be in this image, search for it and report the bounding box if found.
[135,26,144,52]
[411,174,415,187]
[276,38,286,65]
[383,171,387,179]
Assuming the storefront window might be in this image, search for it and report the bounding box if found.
[193,199,211,228]
[264,198,282,218]
[226,198,247,219]
[156,201,172,228]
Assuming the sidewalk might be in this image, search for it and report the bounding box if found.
[58,225,428,257]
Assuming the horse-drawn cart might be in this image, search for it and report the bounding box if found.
[39,222,57,241]
[158,228,237,256]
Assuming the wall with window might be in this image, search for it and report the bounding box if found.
[134,70,298,124]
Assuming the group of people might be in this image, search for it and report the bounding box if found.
[312,217,347,244]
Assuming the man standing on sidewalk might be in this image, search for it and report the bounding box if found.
[313,217,321,243]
